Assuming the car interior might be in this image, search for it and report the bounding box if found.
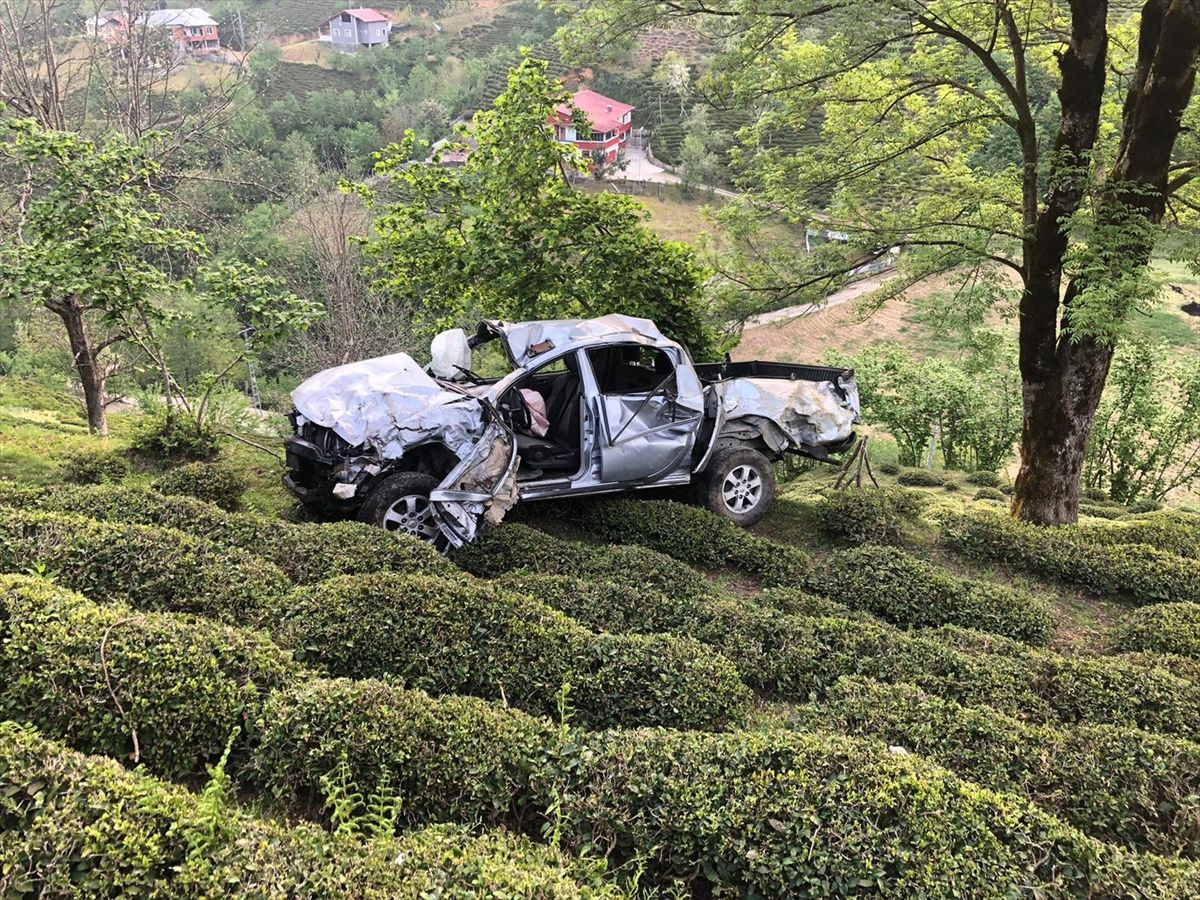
[500,345,677,480]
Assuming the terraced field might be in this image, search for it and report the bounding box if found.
[1,386,1199,895]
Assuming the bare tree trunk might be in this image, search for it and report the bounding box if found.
[55,299,108,435]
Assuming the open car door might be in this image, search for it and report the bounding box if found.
[429,413,518,548]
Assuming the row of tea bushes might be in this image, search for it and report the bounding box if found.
[0,723,622,898]
[1110,602,1200,660]
[0,509,289,622]
[272,574,751,731]
[796,677,1200,857]
[941,508,1200,604]
[1085,510,1200,560]
[0,482,454,584]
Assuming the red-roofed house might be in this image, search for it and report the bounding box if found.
[550,89,634,163]
[319,8,390,51]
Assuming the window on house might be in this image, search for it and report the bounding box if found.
[341,13,351,21]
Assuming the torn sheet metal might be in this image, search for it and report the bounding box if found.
[716,376,861,448]
[499,314,667,365]
[430,422,519,547]
[292,353,485,459]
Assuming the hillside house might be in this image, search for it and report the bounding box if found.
[550,90,634,163]
[140,9,220,54]
[319,8,391,52]
[86,11,126,43]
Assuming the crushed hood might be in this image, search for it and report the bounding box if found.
[292,353,485,459]
[719,377,861,449]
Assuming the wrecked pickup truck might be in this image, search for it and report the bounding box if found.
[284,315,860,547]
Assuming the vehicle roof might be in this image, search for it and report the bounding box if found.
[495,315,679,368]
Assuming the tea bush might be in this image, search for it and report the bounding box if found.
[0,576,298,777]
[1110,602,1200,660]
[252,677,553,827]
[897,467,946,486]
[558,728,1200,898]
[555,498,810,585]
[814,487,927,545]
[57,446,130,485]
[814,546,1055,644]
[0,482,454,584]
[941,508,1200,604]
[965,470,1001,487]
[453,522,719,602]
[973,487,1007,502]
[804,677,1200,857]
[0,508,289,621]
[152,461,248,511]
[273,574,750,731]
[1087,510,1200,560]
[495,573,702,634]
[0,723,623,898]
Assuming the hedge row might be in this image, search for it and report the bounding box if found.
[555,498,811,585]
[0,723,622,898]
[452,522,718,604]
[1087,511,1200,559]
[556,728,1200,898]
[495,573,705,634]
[152,460,248,511]
[0,481,454,585]
[1110,602,1200,660]
[813,545,1055,644]
[801,677,1200,857]
[814,487,927,545]
[941,507,1200,605]
[272,574,750,731]
[0,575,299,778]
[0,509,288,622]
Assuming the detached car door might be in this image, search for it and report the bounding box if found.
[584,344,704,484]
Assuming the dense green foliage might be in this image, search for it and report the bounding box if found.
[273,574,750,730]
[0,577,297,778]
[814,487,928,545]
[152,461,249,511]
[0,723,621,898]
[0,508,288,621]
[941,507,1200,604]
[801,677,1200,857]
[815,546,1055,644]
[1110,603,1200,660]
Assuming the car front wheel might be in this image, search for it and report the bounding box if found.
[697,446,777,527]
[358,471,442,544]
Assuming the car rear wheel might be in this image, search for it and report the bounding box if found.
[358,472,442,544]
[696,446,777,527]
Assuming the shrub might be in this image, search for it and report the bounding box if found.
[687,603,1200,740]
[896,467,946,486]
[0,576,298,778]
[941,508,1200,605]
[1117,651,1200,683]
[965,470,1001,487]
[128,412,219,461]
[877,461,901,475]
[496,573,703,635]
[453,522,720,602]
[273,574,749,731]
[57,446,129,485]
[153,461,248,511]
[0,723,623,898]
[558,727,1200,898]
[804,677,1200,857]
[1087,510,1200,560]
[1110,602,1200,660]
[973,487,1007,502]
[252,678,553,827]
[814,487,927,544]
[812,545,1055,644]
[0,508,289,621]
[0,483,455,585]
[758,586,859,618]
[560,498,810,586]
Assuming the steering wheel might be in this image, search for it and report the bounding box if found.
[500,388,532,432]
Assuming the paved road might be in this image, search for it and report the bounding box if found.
[743,272,897,329]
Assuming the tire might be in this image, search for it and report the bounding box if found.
[357,471,442,544]
[696,446,777,527]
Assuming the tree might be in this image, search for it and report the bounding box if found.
[562,1,1200,524]
[358,57,717,357]
[652,49,691,117]
[0,118,202,434]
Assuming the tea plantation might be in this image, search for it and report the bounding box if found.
[3,451,1200,895]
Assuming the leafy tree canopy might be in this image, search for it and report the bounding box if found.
[356,57,719,359]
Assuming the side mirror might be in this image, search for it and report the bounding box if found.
[429,328,472,378]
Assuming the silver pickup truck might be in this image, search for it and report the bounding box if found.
[284,314,860,547]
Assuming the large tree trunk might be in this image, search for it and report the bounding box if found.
[56,299,108,436]
[1012,0,1200,525]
